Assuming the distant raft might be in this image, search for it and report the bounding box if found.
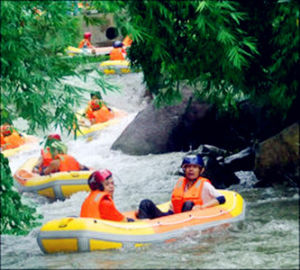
[13,157,93,200]
[1,135,38,158]
[75,107,127,137]
[37,190,245,253]
[99,60,132,75]
[66,46,113,57]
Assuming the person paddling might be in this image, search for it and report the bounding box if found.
[137,154,226,219]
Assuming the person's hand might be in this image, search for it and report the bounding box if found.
[32,165,39,174]
[192,205,203,211]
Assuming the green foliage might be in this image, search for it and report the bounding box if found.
[235,0,299,118]
[0,1,117,236]
[0,153,42,235]
[91,0,299,117]
[0,1,115,134]
[93,1,257,108]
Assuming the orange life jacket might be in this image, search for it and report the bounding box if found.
[39,147,53,173]
[86,101,114,124]
[0,134,6,147]
[78,38,93,49]
[2,130,25,150]
[171,177,212,214]
[92,106,114,123]
[123,35,133,47]
[80,190,124,221]
[56,154,81,172]
[109,48,126,60]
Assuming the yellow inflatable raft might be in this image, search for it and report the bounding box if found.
[75,108,127,137]
[66,46,113,57]
[13,157,93,200]
[37,190,245,253]
[99,60,131,75]
[1,135,38,158]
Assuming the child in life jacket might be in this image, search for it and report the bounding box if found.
[84,91,113,125]
[136,154,226,219]
[80,170,134,222]
[32,134,63,174]
[42,141,89,175]
[0,124,24,150]
[109,41,126,61]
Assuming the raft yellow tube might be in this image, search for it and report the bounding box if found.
[99,60,131,75]
[1,135,39,158]
[75,108,127,137]
[13,157,93,200]
[37,190,245,253]
[66,46,113,57]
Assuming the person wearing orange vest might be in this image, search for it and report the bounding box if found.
[32,134,62,174]
[109,41,126,61]
[84,91,113,125]
[136,155,226,219]
[0,124,25,150]
[42,141,89,175]
[78,32,94,49]
[80,170,135,222]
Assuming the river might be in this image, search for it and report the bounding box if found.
[1,73,299,269]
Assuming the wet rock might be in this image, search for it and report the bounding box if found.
[111,86,214,155]
[254,122,299,187]
[224,147,255,172]
[192,144,240,188]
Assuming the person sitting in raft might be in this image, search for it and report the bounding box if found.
[0,124,24,150]
[42,141,89,175]
[80,170,135,222]
[32,133,63,174]
[109,41,127,61]
[83,91,114,125]
[136,154,226,219]
[78,32,94,49]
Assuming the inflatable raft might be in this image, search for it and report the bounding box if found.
[13,157,93,200]
[66,46,113,57]
[99,60,132,75]
[75,108,127,137]
[1,135,38,158]
[37,190,245,253]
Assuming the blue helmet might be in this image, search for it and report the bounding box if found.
[181,154,204,168]
[113,40,123,48]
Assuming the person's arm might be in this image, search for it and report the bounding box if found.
[100,199,134,222]
[192,198,220,210]
[192,182,226,210]
[43,160,60,175]
[79,163,89,171]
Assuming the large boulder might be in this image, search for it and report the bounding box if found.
[111,86,215,155]
[112,83,298,156]
[254,122,299,187]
